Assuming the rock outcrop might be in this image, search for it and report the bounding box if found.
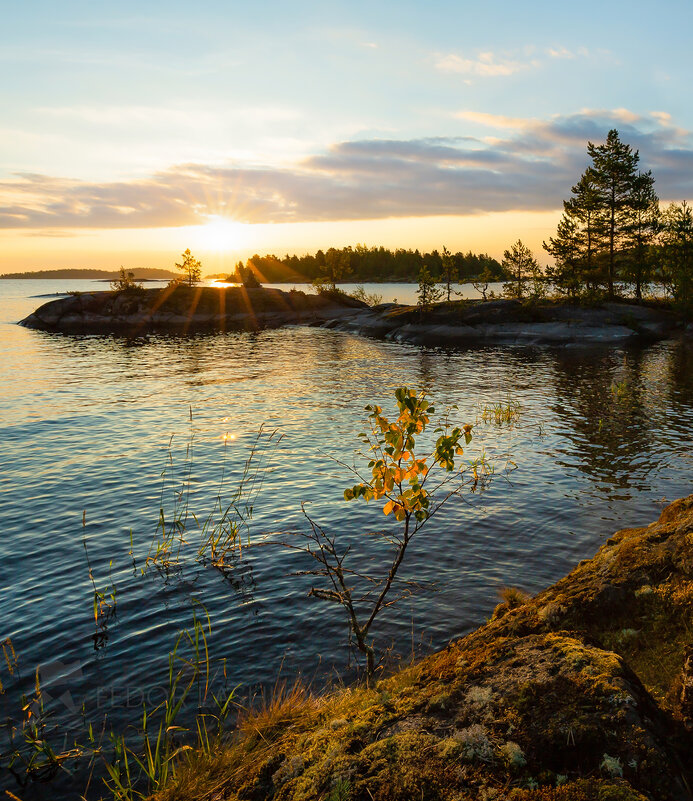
[18,286,367,335]
[155,497,693,801]
[325,299,682,347]
[20,291,684,348]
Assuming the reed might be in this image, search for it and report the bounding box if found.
[143,415,281,576]
[83,511,118,648]
[610,379,629,399]
[478,399,522,426]
[104,603,238,800]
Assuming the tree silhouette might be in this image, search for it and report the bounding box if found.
[416,265,443,313]
[175,249,202,287]
[661,201,693,306]
[587,130,640,298]
[622,172,660,300]
[441,246,457,301]
[544,129,656,300]
[502,240,539,299]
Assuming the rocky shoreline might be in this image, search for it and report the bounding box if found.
[154,497,693,801]
[325,298,686,347]
[19,287,688,347]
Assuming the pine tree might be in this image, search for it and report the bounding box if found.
[565,170,605,288]
[441,246,457,301]
[175,249,202,286]
[544,215,584,297]
[545,129,659,300]
[622,171,660,300]
[661,201,693,307]
[502,240,539,299]
[416,265,443,313]
[587,129,640,298]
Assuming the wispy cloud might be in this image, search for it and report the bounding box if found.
[547,46,575,59]
[436,44,599,80]
[454,111,535,129]
[1,110,691,230]
[435,51,533,77]
[546,45,594,59]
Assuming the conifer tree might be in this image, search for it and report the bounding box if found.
[441,246,457,301]
[544,215,584,297]
[661,200,693,307]
[622,171,660,300]
[416,265,443,313]
[502,240,539,299]
[587,129,640,298]
[545,129,658,300]
[564,170,605,288]
[175,249,202,286]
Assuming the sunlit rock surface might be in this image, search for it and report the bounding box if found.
[153,497,693,801]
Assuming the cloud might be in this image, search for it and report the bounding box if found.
[436,45,600,81]
[546,45,594,60]
[1,109,692,230]
[435,51,531,77]
[454,111,535,129]
[548,46,575,59]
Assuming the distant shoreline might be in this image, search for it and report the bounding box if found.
[3,272,489,285]
[0,269,178,280]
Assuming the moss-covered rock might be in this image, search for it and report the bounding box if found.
[153,498,693,801]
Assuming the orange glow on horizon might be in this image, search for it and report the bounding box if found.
[0,210,564,274]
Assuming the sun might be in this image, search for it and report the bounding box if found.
[197,216,247,252]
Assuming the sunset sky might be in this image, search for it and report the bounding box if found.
[3,0,693,274]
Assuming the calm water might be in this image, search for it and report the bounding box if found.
[1,279,692,797]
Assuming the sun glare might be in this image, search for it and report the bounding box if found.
[197,216,247,252]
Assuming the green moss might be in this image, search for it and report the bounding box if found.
[153,498,693,801]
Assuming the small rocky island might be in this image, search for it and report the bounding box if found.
[18,285,368,335]
[155,497,693,801]
[20,285,687,346]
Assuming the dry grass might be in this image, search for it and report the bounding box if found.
[236,678,318,743]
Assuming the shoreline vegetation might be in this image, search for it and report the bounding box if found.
[154,496,693,800]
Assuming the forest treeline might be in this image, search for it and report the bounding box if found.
[237,246,508,285]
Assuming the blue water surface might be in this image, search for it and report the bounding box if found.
[0,279,691,797]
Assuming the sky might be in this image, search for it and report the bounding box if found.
[2,0,693,274]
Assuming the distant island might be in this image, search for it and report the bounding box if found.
[0,268,178,280]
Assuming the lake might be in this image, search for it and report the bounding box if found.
[1,279,692,797]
